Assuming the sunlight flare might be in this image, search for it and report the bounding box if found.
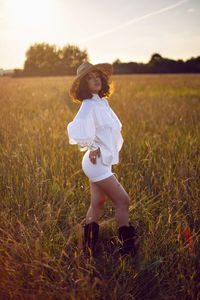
[5,0,51,29]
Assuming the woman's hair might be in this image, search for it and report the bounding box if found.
[74,70,112,102]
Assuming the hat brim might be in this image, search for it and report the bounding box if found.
[70,63,113,99]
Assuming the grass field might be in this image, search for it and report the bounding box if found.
[0,74,199,300]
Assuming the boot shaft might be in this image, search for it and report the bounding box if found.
[118,224,138,256]
[83,222,99,255]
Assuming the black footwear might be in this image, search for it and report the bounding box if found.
[83,222,99,256]
[118,223,139,256]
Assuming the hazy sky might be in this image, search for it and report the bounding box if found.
[0,0,200,69]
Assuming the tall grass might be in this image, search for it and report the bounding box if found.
[0,74,199,299]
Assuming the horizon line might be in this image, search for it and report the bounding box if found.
[1,52,200,71]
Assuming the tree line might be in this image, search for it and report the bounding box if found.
[113,53,200,74]
[13,43,200,77]
[14,43,88,77]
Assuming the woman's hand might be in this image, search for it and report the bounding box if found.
[89,147,101,164]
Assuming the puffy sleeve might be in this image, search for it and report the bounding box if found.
[67,101,98,152]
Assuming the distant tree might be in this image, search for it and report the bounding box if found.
[147,53,166,72]
[150,53,163,62]
[61,44,88,75]
[23,43,89,76]
[113,58,122,73]
[113,58,121,65]
[118,54,200,74]
[176,59,185,72]
[24,43,60,76]
[13,68,24,77]
[14,45,200,76]
[185,56,200,72]
[113,59,147,74]
[146,53,200,73]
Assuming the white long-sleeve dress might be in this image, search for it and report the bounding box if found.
[67,93,124,181]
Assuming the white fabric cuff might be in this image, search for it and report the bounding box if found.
[88,144,99,151]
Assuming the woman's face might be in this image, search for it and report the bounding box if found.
[86,70,102,94]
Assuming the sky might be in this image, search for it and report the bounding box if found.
[0,0,200,69]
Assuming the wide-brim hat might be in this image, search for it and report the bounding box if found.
[70,62,113,99]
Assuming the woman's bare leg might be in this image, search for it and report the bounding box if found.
[85,181,107,224]
[93,175,130,227]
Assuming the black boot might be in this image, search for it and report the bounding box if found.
[83,222,99,256]
[118,223,139,256]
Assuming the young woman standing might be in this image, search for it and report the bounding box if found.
[67,62,138,256]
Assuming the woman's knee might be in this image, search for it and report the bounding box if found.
[97,198,105,209]
[116,193,130,210]
[91,197,105,210]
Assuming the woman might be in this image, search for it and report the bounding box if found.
[67,62,138,256]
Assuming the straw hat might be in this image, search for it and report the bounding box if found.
[70,62,113,99]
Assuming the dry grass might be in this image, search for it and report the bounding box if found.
[0,74,200,299]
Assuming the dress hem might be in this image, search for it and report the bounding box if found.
[90,172,114,182]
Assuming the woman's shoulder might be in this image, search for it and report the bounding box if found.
[74,99,95,119]
[79,97,109,116]
[82,98,95,107]
[102,98,109,106]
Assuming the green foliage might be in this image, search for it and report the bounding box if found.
[22,43,88,76]
[0,74,199,299]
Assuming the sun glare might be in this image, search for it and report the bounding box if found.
[5,0,51,29]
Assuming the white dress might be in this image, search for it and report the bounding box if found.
[67,93,124,182]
